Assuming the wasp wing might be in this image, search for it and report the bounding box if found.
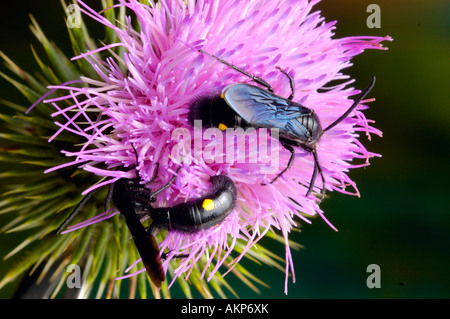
[112,181,164,288]
[222,84,314,140]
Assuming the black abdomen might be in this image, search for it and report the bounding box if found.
[150,175,237,233]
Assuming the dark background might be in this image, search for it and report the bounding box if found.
[0,0,449,298]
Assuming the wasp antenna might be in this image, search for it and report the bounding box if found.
[324,76,376,132]
[147,162,160,184]
[131,144,139,165]
[56,188,99,234]
[104,182,114,212]
[199,49,273,92]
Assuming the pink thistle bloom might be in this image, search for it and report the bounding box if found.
[40,0,391,293]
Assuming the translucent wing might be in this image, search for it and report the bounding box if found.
[222,84,315,140]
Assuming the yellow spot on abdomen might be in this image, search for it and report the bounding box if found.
[202,198,215,211]
[218,123,228,131]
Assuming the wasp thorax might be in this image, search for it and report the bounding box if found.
[299,111,323,148]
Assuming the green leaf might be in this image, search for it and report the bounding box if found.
[1,178,58,196]
[0,196,34,210]
[0,169,45,178]
[2,227,60,264]
[5,145,56,158]
[0,133,48,146]
[0,50,48,94]
[137,266,148,299]
[69,223,95,266]
[29,15,80,83]
[0,71,42,105]
[92,225,110,273]
[95,238,116,298]
[0,99,28,114]
[25,183,76,200]
[30,45,61,85]
[0,200,38,217]
[21,158,70,168]
[14,114,58,131]
[177,275,193,299]
[0,152,32,163]
[0,198,61,232]
[63,1,99,79]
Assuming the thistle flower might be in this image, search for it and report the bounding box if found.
[0,0,391,298]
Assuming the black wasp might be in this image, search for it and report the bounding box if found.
[136,174,237,234]
[57,161,237,287]
[56,163,178,288]
[188,49,376,201]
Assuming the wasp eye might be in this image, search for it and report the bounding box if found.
[202,198,215,211]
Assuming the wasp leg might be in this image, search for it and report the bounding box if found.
[149,166,181,200]
[199,49,274,92]
[261,143,295,185]
[161,251,189,260]
[276,66,295,100]
[305,149,326,202]
[306,153,319,198]
[130,144,159,184]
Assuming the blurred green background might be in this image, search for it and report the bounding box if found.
[0,0,449,298]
